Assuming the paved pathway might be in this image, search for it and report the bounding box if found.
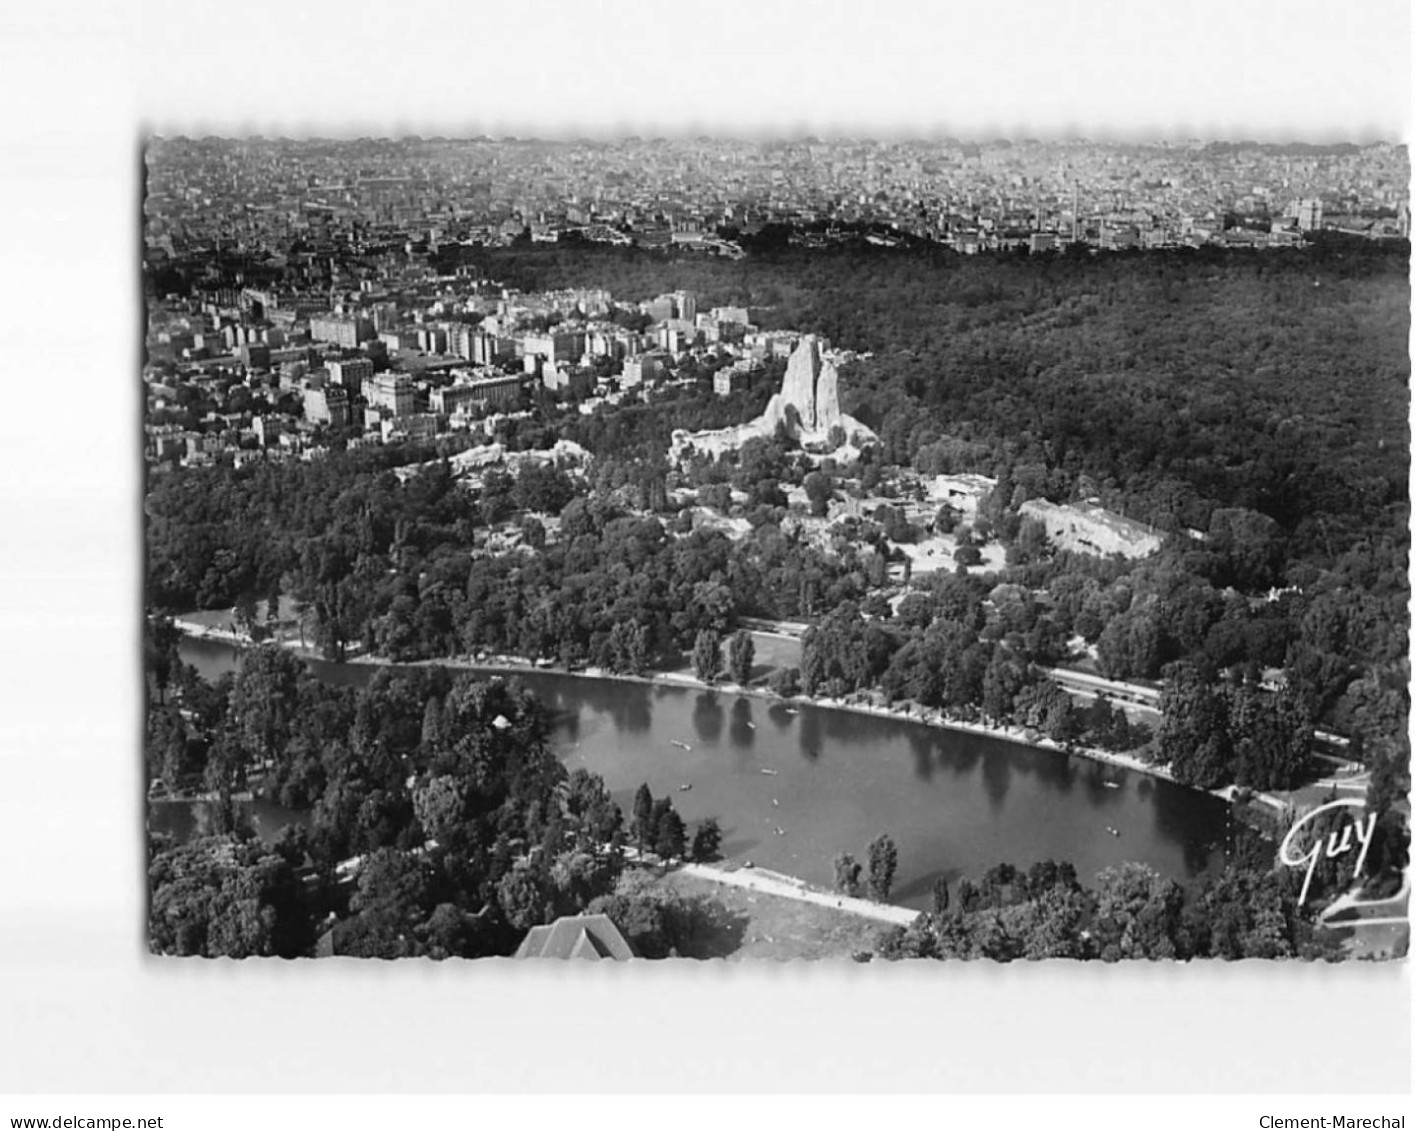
[676,862,921,927]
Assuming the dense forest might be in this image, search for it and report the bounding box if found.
[451,239,1408,562]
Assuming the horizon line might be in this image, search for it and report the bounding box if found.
[141,127,1410,148]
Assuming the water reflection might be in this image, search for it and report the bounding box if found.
[609,683,653,735]
[1150,779,1226,877]
[980,746,1012,810]
[891,866,965,906]
[766,702,796,732]
[728,697,757,749]
[548,706,581,743]
[797,709,823,761]
[944,743,982,780]
[691,690,724,744]
[1077,762,1129,807]
[720,835,764,859]
[907,731,935,782]
[1030,747,1077,794]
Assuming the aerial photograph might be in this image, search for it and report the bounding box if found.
[139,130,1410,963]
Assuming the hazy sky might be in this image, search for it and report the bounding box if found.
[122,0,1410,142]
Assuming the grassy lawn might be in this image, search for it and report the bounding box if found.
[655,631,801,687]
[1324,920,1410,960]
[746,631,801,679]
[650,870,888,961]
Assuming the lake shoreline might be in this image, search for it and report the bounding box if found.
[170,618,1255,811]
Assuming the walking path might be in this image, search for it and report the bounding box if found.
[1317,875,1410,925]
[676,862,921,927]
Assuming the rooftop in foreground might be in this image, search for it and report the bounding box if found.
[514,913,635,960]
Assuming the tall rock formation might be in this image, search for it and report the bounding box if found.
[670,334,877,461]
[814,355,843,433]
[762,334,848,434]
[762,334,825,433]
[778,335,822,427]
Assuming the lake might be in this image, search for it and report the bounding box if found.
[163,636,1232,909]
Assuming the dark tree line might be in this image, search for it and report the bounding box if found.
[147,450,878,671]
[876,852,1338,962]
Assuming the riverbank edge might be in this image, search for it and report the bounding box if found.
[169,618,1264,924]
[171,617,1261,813]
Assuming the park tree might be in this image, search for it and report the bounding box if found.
[727,629,756,686]
[1158,663,1234,789]
[149,835,314,958]
[767,666,801,698]
[1365,737,1410,815]
[229,644,305,768]
[895,591,933,630]
[981,648,1028,722]
[496,861,551,932]
[333,847,438,957]
[1183,861,1309,960]
[607,619,651,675]
[147,704,192,790]
[931,876,951,915]
[833,852,863,897]
[955,878,981,913]
[654,807,688,862]
[233,591,261,640]
[564,768,624,849]
[411,774,468,846]
[631,784,654,854]
[690,817,723,863]
[866,834,899,901]
[1206,507,1287,592]
[144,616,183,704]
[1009,515,1051,564]
[1363,739,1411,894]
[804,470,833,517]
[1091,863,1188,961]
[420,696,445,752]
[1228,683,1313,791]
[953,544,983,569]
[1096,604,1162,681]
[1015,887,1092,960]
[265,573,283,628]
[692,628,723,684]
[519,516,547,550]
[800,602,892,698]
[421,903,479,960]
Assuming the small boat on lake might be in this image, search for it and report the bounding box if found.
[678,783,693,792]
[671,740,692,751]
[760,768,778,776]
[1103,780,1122,790]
